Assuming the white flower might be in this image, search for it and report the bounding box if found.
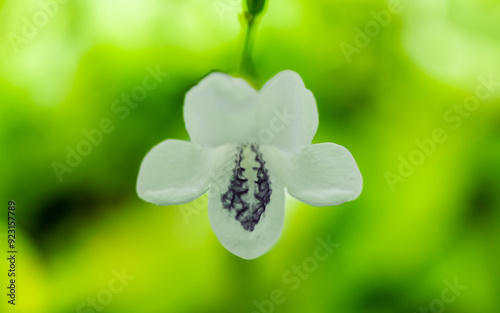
[136,70,362,259]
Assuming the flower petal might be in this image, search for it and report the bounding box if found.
[256,70,319,152]
[278,143,362,206]
[137,140,211,206]
[208,144,285,259]
[184,72,259,148]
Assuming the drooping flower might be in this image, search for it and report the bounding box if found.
[136,70,362,259]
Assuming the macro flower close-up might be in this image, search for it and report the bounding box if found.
[136,70,363,259]
[3,0,499,311]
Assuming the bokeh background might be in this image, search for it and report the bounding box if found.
[1,0,500,312]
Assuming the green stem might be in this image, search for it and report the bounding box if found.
[239,15,258,77]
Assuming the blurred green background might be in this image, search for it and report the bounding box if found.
[1,0,499,312]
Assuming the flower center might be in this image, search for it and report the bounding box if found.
[220,144,272,231]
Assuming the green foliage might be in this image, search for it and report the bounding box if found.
[0,0,499,313]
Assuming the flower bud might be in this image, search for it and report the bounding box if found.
[246,0,266,17]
